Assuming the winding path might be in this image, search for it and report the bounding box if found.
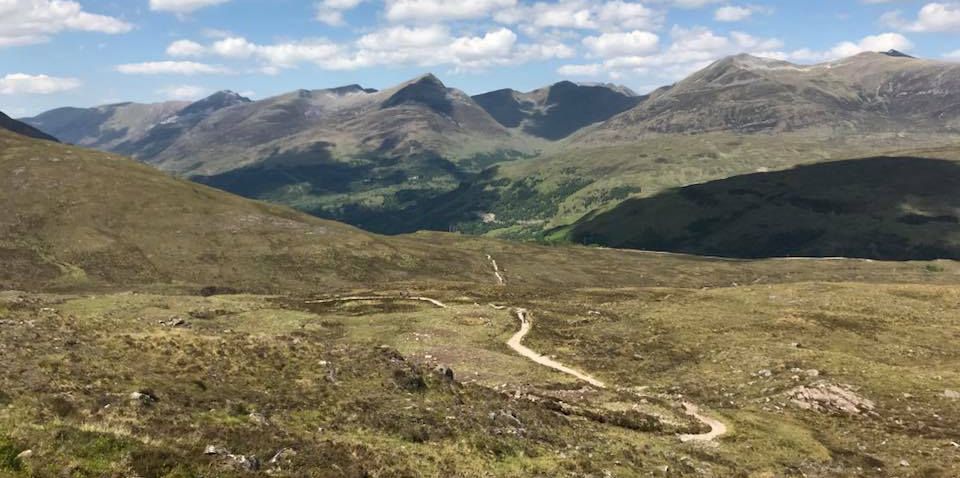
[306,296,448,308]
[305,258,727,443]
[486,254,506,286]
[506,308,607,388]
[486,254,727,443]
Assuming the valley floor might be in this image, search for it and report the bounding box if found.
[2,252,960,477]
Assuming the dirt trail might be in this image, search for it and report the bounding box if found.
[679,402,728,443]
[487,255,727,443]
[486,254,506,286]
[306,296,448,308]
[506,308,607,388]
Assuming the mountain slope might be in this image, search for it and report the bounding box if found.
[113,90,251,158]
[0,110,58,142]
[577,52,960,144]
[21,100,189,150]
[429,52,960,239]
[148,75,526,175]
[0,128,494,292]
[567,156,960,260]
[473,81,642,140]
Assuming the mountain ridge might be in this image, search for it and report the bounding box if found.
[0,110,58,142]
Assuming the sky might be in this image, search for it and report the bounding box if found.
[1,0,959,116]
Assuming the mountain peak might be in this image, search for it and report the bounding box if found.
[882,49,914,59]
[179,90,251,117]
[326,84,378,96]
[382,74,453,114]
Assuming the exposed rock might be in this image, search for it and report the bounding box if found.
[129,390,158,405]
[805,369,821,378]
[787,382,875,415]
[756,369,773,378]
[434,365,455,382]
[248,412,269,426]
[944,389,959,399]
[268,448,297,465]
[204,445,228,455]
[230,454,261,471]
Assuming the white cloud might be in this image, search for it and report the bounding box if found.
[115,61,229,75]
[0,73,81,94]
[495,0,662,31]
[557,63,604,76]
[316,0,364,26]
[157,84,209,100]
[166,39,206,57]
[882,3,960,32]
[179,25,569,72]
[0,0,132,47]
[584,31,660,57]
[558,26,783,81]
[385,0,517,22]
[149,0,231,14]
[715,5,752,22]
[357,25,450,50]
[450,28,518,61]
[206,36,344,69]
[945,49,960,60]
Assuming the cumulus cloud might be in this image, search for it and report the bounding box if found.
[385,0,517,22]
[583,31,660,57]
[557,25,783,81]
[166,39,206,57]
[881,3,960,32]
[0,0,132,47]
[715,5,753,22]
[495,0,663,31]
[316,0,364,26]
[557,63,604,76]
[168,24,572,72]
[115,61,230,75]
[157,84,209,100]
[0,73,81,94]
[149,0,231,14]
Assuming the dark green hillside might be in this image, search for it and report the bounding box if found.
[0,111,57,142]
[569,156,960,260]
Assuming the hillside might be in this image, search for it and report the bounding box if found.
[4,123,960,478]
[0,111,57,142]
[472,81,642,140]
[567,156,960,260]
[0,128,494,292]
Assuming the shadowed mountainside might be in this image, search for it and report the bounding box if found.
[473,81,642,140]
[568,156,960,260]
[0,111,58,142]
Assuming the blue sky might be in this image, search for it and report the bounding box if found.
[1,0,959,116]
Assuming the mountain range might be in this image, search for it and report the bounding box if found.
[17,50,960,257]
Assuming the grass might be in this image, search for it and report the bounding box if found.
[2,252,960,476]
[4,126,960,476]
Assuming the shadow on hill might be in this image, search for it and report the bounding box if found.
[569,157,960,260]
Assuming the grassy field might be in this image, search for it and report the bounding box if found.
[2,250,959,477]
[4,128,960,476]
